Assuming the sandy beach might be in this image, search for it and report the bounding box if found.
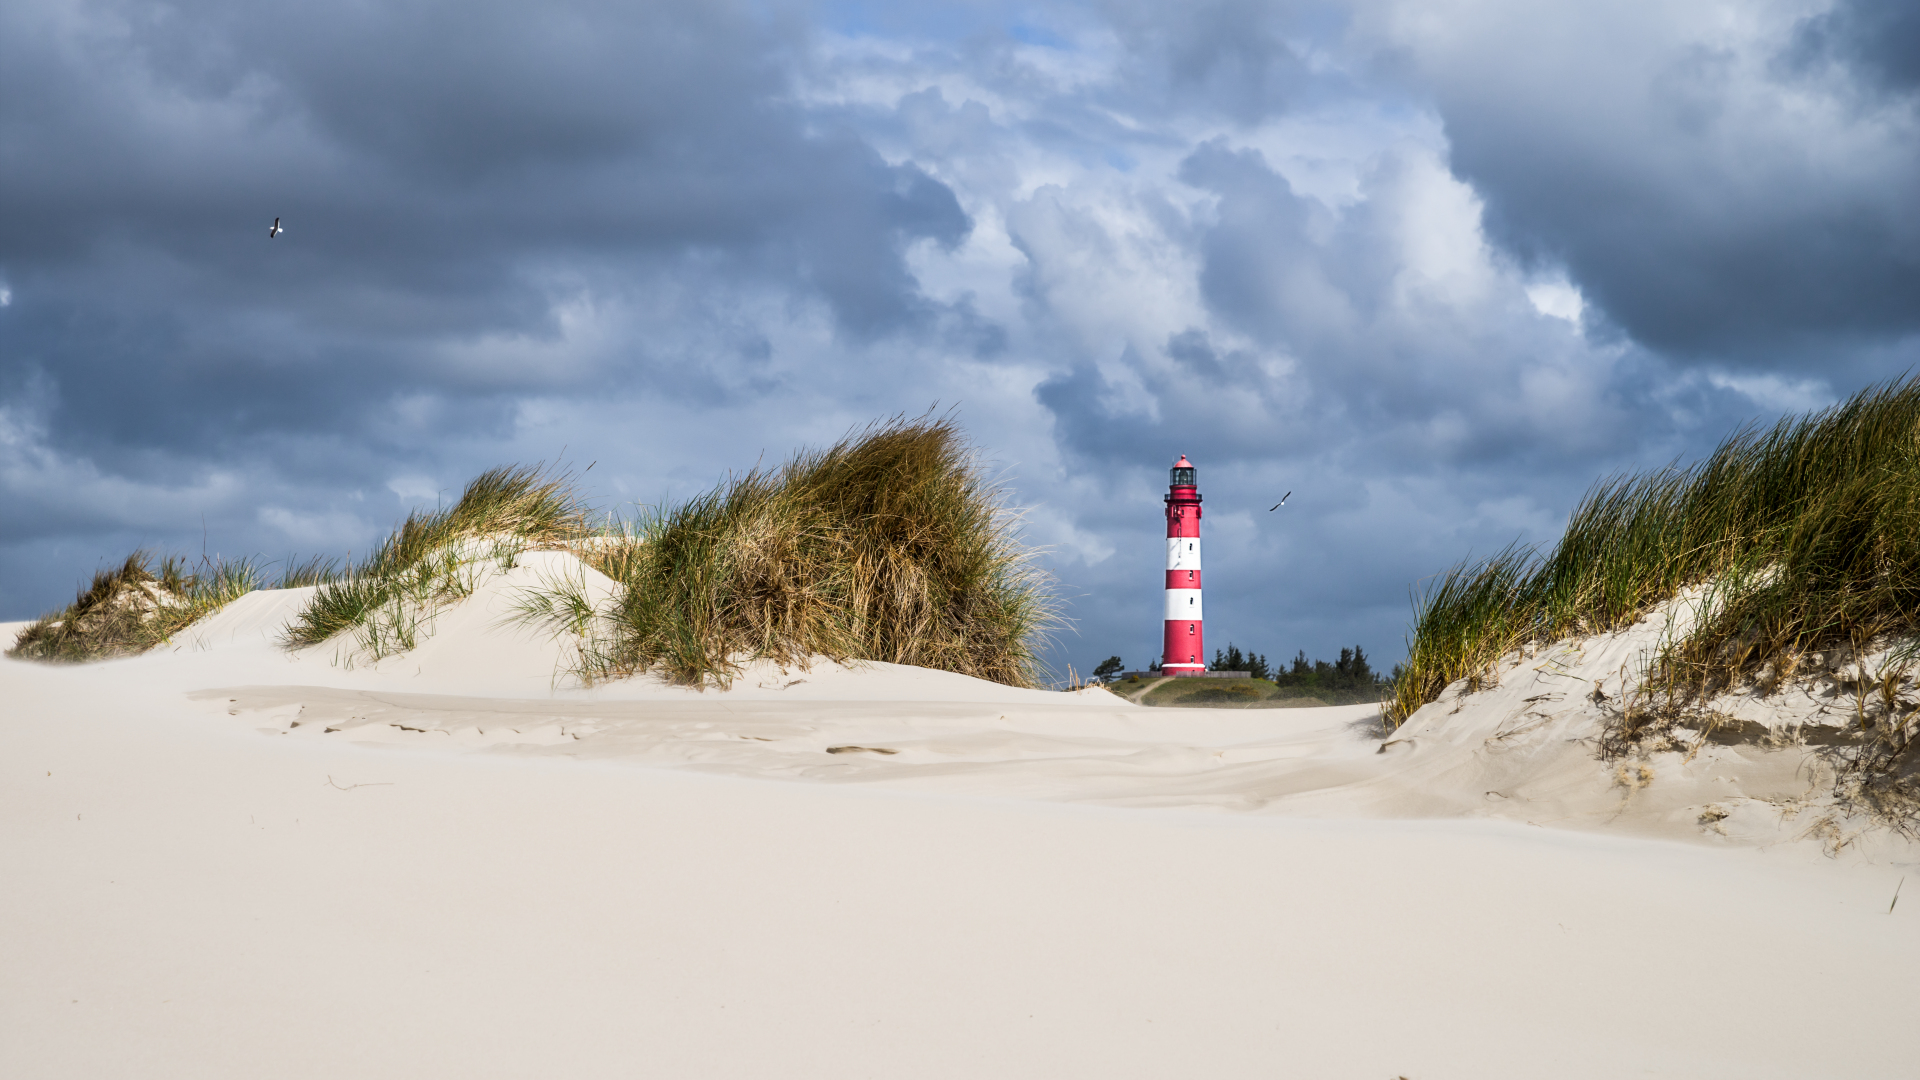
[10,0,1918,1074]
[6,552,1918,1079]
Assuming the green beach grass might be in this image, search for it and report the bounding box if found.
[1387,374,1920,792]
[283,465,587,659]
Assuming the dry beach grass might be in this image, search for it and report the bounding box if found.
[6,551,261,663]
[524,415,1057,688]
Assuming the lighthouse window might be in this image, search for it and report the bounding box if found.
[1187,543,1193,551]
[1187,625,1194,634]
[1188,597,1193,605]
[1187,570,1193,580]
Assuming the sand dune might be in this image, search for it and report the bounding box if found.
[6,551,1918,1077]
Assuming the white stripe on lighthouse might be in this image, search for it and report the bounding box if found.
[1164,589,1202,620]
[1165,536,1201,570]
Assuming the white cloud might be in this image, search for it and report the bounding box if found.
[385,475,443,504]
[1525,278,1585,324]
[1705,371,1832,414]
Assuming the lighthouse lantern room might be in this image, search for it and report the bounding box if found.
[1162,455,1206,675]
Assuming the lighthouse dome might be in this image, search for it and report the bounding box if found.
[1170,455,1195,487]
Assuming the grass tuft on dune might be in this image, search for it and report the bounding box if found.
[525,415,1057,689]
[8,551,262,662]
[1389,373,1920,802]
[284,465,586,656]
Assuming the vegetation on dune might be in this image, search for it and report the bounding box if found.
[1387,373,1920,808]
[275,554,342,590]
[7,466,581,665]
[8,551,261,662]
[525,415,1057,688]
[11,421,1051,685]
[285,465,586,657]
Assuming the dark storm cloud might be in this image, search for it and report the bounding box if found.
[1393,0,1920,360]
[1791,0,1920,91]
[1099,0,1324,122]
[0,0,972,465]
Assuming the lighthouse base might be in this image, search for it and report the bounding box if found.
[1163,619,1204,677]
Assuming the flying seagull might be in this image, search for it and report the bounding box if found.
[1269,491,1292,511]
[269,217,284,238]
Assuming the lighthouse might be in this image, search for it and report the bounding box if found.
[1162,455,1206,675]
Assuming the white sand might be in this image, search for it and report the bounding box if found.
[5,553,1918,1078]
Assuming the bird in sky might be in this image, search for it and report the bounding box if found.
[269,217,284,238]
[1269,491,1292,511]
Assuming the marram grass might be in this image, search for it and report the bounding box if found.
[7,551,262,662]
[1389,374,1920,766]
[284,464,585,652]
[526,415,1058,689]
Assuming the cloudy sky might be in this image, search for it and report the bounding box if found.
[4,0,1917,676]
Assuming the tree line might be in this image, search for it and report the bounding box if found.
[1092,644,1396,704]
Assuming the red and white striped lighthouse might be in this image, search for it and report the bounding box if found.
[1162,455,1206,675]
